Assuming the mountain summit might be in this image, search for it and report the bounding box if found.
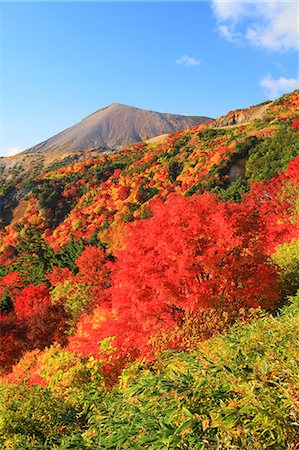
[25,103,211,154]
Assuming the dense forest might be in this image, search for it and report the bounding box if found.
[0,90,298,449]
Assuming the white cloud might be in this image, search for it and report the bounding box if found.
[212,0,299,51]
[212,1,250,23]
[259,74,299,99]
[176,55,201,67]
[2,147,23,157]
[218,25,242,44]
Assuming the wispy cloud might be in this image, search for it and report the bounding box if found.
[259,74,299,100]
[2,147,23,157]
[218,25,243,44]
[212,0,299,51]
[176,55,201,67]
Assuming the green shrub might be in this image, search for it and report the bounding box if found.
[85,294,299,449]
[0,383,86,448]
[272,239,299,297]
[214,178,250,202]
[246,126,299,182]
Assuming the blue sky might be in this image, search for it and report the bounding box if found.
[1,1,298,156]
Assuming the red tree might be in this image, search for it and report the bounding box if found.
[245,156,299,254]
[291,117,299,131]
[70,193,280,362]
[14,285,51,320]
[75,245,111,296]
[0,285,68,371]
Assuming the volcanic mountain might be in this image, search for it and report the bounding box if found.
[25,103,211,154]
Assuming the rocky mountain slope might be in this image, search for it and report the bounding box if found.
[24,103,211,154]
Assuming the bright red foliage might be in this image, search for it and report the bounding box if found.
[1,271,23,289]
[0,271,24,304]
[14,284,68,349]
[245,156,299,254]
[291,117,299,131]
[0,285,69,371]
[69,192,280,361]
[14,285,51,319]
[47,267,74,286]
[2,91,298,380]
[75,245,110,294]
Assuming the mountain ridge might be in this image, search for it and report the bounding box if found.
[24,103,211,154]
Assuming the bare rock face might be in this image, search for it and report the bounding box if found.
[24,103,211,154]
[210,102,272,128]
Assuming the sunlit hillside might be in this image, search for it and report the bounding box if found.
[0,90,298,449]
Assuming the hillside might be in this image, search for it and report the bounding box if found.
[0,96,279,230]
[0,149,113,229]
[0,103,210,229]
[0,90,298,448]
[24,103,211,154]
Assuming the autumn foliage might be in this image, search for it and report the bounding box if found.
[0,285,68,370]
[69,192,282,362]
[0,90,298,380]
[75,245,111,295]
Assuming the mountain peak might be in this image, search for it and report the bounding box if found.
[24,104,211,154]
[106,102,126,108]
